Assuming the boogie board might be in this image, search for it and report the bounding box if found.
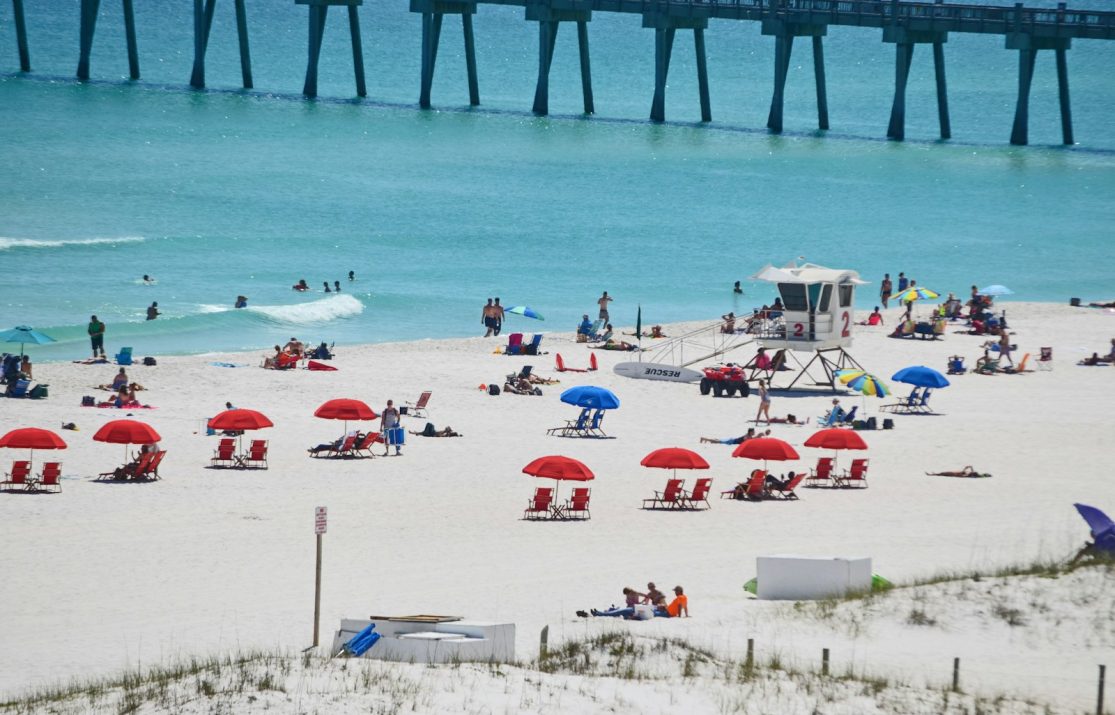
[613,362,703,383]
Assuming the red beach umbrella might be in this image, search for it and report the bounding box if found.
[804,428,867,470]
[0,427,66,470]
[93,419,162,462]
[732,437,799,472]
[207,409,274,432]
[804,429,868,451]
[640,447,709,471]
[314,398,378,436]
[522,455,595,481]
[523,455,595,508]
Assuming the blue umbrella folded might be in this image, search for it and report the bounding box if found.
[560,385,620,410]
[892,365,950,389]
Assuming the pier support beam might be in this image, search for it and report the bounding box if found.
[13,0,30,72]
[762,18,828,133]
[882,27,950,141]
[1007,30,1073,146]
[643,14,710,123]
[78,0,140,80]
[528,3,594,116]
[298,0,366,99]
[412,0,480,109]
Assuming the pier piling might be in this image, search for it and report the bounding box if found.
[12,0,30,72]
[762,17,828,133]
[413,0,479,109]
[298,0,366,99]
[883,24,950,140]
[645,14,709,123]
[529,3,594,116]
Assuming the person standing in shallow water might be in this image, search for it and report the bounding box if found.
[493,298,505,337]
[146,302,160,320]
[88,315,105,358]
[482,298,495,337]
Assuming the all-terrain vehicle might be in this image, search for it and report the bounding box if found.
[698,364,751,397]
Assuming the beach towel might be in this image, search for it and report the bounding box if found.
[307,361,337,371]
[209,361,249,368]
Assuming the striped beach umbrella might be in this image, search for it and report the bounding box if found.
[894,287,940,303]
[506,306,544,320]
[834,369,890,398]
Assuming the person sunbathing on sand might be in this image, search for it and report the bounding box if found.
[591,339,638,351]
[767,414,807,425]
[410,425,461,437]
[582,587,647,619]
[1078,353,1105,366]
[504,376,541,395]
[926,466,992,478]
[1088,301,1115,308]
[700,428,755,445]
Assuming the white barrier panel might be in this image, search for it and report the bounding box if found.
[332,617,515,664]
[756,555,872,600]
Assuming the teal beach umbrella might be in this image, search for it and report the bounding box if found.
[506,306,544,320]
[0,326,56,358]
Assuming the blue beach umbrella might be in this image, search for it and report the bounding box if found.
[506,306,545,321]
[559,386,621,410]
[891,365,950,389]
[979,285,1014,297]
[0,326,56,358]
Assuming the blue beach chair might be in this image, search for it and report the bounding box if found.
[587,409,607,437]
[547,408,589,437]
[343,624,381,657]
[1071,503,1115,564]
[115,347,133,366]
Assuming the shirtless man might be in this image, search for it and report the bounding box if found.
[283,337,304,357]
[481,299,496,337]
[493,298,505,337]
[597,291,613,323]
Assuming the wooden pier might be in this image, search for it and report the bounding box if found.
[5,0,1115,145]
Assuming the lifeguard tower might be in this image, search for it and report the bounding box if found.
[751,263,867,391]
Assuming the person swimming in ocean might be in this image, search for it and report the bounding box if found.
[348,270,355,281]
[146,302,160,320]
[293,279,309,291]
[235,295,247,309]
[324,281,332,293]
[334,280,341,292]
[142,274,154,284]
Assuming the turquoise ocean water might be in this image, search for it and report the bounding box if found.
[1,0,1113,361]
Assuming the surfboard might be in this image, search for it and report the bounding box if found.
[613,362,703,383]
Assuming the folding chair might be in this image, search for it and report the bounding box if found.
[643,478,685,510]
[1037,347,1053,371]
[33,462,62,493]
[405,391,432,418]
[524,487,554,520]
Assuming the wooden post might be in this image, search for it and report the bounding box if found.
[234,0,253,88]
[813,35,829,130]
[347,5,367,97]
[1010,48,1037,145]
[746,638,754,669]
[1055,47,1073,144]
[694,28,711,122]
[577,20,593,114]
[462,13,479,105]
[539,625,549,659]
[12,0,30,72]
[932,41,951,139]
[122,0,139,79]
[1098,664,1106,715]
[822,647,830,675]
[312,531,323,647]
[952,657,960,692]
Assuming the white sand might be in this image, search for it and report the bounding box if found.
[1,302,1112,710]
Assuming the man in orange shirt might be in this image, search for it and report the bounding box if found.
[657,586,689,618]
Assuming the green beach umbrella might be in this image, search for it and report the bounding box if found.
[635,305,642,342]
[506,306,544,320]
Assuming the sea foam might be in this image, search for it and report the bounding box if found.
[0,236,147,251]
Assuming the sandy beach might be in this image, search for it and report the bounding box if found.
[1,301,1113,711]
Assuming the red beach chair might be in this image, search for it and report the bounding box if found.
[34,462,62,494]
[353,432,381,458]
[682,477,713,510]
[1,461,31,491]
[769,473,805,500]
[643,478,685,510]
[841,459,869,488]
[406,391,432,418]
[243,440,269,469]
[211,438,236,468]
[806,457,834,488]
[566,487,592,520]
[524,487,554,520]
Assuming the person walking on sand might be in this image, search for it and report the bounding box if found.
[880,273,893,309]
[381,399,402,456]
[755,379,771,424]
[999,331,1014,366]
[597,291,613,323]
[493,298,505,336]
[482,298,495,337]
[88,315,106,358]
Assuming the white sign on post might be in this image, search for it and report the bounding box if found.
[315,506,327,535]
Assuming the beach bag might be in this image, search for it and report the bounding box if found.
[852,420,866,430]
[143,357,157,366]
[632,605,654,621]
[82,395,96,406]
[1070,297,1081,307]
[882,418,895,430]
[532,388,543,396]
[488,384,500,396]
[422,422,437,437]
[865,417,877,430]
[29,384,48,399]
